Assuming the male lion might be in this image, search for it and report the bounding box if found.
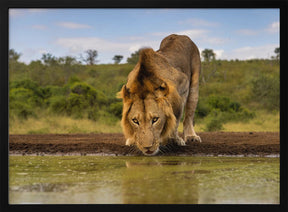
[119,34,201,155]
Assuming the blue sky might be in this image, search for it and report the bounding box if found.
[9,9,279,64]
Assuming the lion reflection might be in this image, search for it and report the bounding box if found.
[121,158,201,204]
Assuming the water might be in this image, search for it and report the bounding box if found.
[9,156,279,204]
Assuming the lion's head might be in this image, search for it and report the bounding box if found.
[119,48,180,155]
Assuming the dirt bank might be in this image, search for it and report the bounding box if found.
[9,132,279,156]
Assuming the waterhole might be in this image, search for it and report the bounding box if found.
[9,156,279,204]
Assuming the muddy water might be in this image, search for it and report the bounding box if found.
[9,156,279,204]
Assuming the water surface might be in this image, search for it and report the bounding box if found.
[9,156,279,204]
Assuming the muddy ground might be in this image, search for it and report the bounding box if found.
[9,132,279,156]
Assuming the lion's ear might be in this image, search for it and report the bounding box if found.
[155,82,169,97]
[118,84,131,101]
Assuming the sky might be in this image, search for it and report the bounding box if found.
[9,9,279,64]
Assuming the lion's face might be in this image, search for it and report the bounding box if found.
[127,95,167,155]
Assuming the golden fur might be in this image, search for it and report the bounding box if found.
[119,34,201,155]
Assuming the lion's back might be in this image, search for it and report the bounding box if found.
[158,34,200,77]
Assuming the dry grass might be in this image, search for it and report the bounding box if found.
[9,110,279,135]
[9,115,122,134]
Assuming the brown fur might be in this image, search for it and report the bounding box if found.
[119,34,201,155]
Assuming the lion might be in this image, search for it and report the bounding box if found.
[119,34,201,155]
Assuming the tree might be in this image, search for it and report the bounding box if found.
[201,49,216,62]
[112,55,123,64]
[83,49,98,65]
[41,53,57,66]
[274,47,280,60]
[200,49,217,84]
[58,56,80,66]
[9,49,21,62]
[127,50,140,64]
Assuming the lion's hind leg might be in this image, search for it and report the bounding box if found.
[183,62,202,143]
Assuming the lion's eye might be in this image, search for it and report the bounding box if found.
[152,117,159,124]
[132,118,139,125]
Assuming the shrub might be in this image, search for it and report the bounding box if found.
[208,95,231,112]
[9,101,35,119]
[251,75,279,110]
[109,102,123,119]
[195,100,211,118]
[66,93,86,117]
[70,82,91,95]
[49,96,67,114]
[205,118,224,132]
[87,109,99,121]
[43,85,67,98]
[10,88,34,102]
[70,82,108,107]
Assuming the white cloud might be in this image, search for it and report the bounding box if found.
[9,9,49,17]
[178,18,219,27]
[176,29,208,39]
[56,22,92,29]
[266,21,279,33]
[235,29,259,36]
[214,49,225,58]
[32,25,47,30]
[150,29,208,39]
[236,21,280,36]
[205,37,228,45]
[55,37,159,63]
[221,44,278,60]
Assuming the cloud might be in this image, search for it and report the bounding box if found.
[222,44,278,60]
[55,36,160,63]
[150,29,208,39]
[205,37,228,45]
[266,21,279,33]
[56,22,92,29]
[176,29,209,39]
[178,18,219,27]
[9,9,49,17]
[32,25,48,30]
[236,21,280,36]
[235,29,259,36]
[214,49,225,58]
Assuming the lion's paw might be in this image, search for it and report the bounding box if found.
[125,138,133,146]
[175,137,186,146]
[185,135,202,143]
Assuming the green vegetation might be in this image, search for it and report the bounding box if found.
[9,49,279,134]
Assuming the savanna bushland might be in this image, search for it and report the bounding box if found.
[9,49,279,134]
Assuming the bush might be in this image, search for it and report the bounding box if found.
[10,79,45,99]
[10,88,34,102]
[109,102,123,119]
[43,85,67,98]
[49,96,67,114]
[208,95,231,112]
[70,82,108,107]
[9,101,35,119]
[251,75,279,110]
[66,93,86,118]
[195,100,211,118]
[87,108,99,121]
[205,118,224,131]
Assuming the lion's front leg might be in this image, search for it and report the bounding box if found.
[170,122,186,146]
[125,138,134,146]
